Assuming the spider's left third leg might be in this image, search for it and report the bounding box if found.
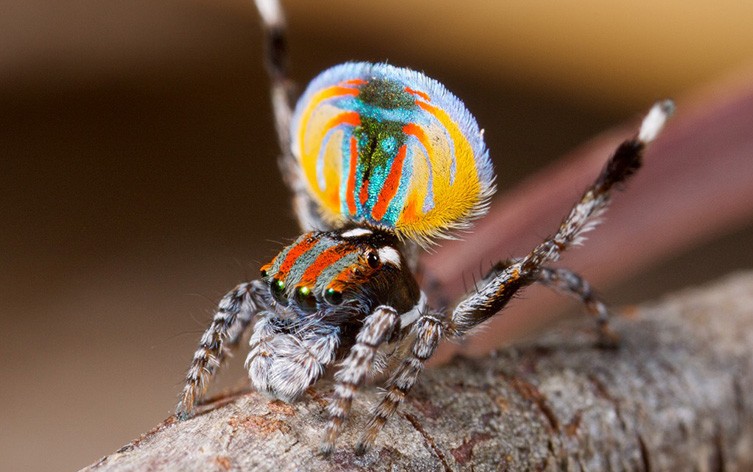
[447,100,674,339]
[321,306,400,455]
[355,313,444,454]
[483,261,615,344]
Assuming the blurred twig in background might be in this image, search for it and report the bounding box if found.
[426,68,753,362]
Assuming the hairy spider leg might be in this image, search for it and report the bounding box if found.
[537,266,616,345]
[176,280,269,419]
[482,260,616,345]
[448,100,674,337]
[356,313,443,454]
[355,100,674,452]
[321,306,400,455]
[255,0,327,232]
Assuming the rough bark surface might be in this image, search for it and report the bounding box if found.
[84,272,753,471]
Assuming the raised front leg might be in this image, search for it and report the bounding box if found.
[176,280,268,419]
[321,306,400,455]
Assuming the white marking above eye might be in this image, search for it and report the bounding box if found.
[341,228,373,238]
[377,247,400,266]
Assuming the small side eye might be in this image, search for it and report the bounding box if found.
[367,251,380,268]
[271,278,287,305]
[260,268,268,278]
[295,286,317,311]
[324,287,343,305]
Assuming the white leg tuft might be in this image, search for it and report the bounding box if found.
[254,0,285,29]
[639,99,675,143]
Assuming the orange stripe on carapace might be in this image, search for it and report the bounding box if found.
[405,87,430,102]
[299,244,352,286]
[346,135,358,215]
[275,236,318,280]
[371,144,407,221]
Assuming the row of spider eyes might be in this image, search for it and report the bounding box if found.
[260,250,381,310]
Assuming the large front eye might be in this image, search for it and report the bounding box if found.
[295,286,317,311]
[367,251,380,268]
[271,278,287,306]
[323,287,343,306]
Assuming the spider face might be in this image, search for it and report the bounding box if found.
[260,225,420,317]
[247,224,423,402]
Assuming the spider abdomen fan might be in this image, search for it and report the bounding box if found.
[291,62,496,243]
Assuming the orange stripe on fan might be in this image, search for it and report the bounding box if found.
[371,145,407,221]
[323,111,360,132]
[359,177,370,205]
[403,123,431,150]
[314,86,359,105]
[341,79,366,87]
[405,87,430,102]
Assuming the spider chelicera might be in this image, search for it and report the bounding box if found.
[176,0,674,455]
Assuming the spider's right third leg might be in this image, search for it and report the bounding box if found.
[176,280,268,419]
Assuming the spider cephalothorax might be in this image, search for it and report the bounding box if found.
[246,225,423,402]
[177,0,674,456]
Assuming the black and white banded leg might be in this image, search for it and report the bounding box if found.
[176,280,267,419]
[355,313,443,453]
[321,306,400,455]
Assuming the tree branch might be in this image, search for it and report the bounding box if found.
[84,272,753,471]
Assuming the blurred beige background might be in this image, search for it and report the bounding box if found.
[2,1,753,470]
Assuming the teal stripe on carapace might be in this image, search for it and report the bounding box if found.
[281,235,339,293]
[313,251,360,295]
[267,233,308,276]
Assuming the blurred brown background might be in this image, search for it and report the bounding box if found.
[2,1,753,470]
